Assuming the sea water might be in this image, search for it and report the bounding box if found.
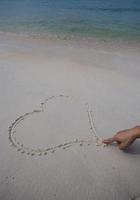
[0,0,140,41]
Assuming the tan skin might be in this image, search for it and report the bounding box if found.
[103,126,140,150]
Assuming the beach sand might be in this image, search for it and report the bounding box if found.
[0,32,140,200]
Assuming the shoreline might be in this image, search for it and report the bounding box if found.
[0,30,140,81]
[0,30,140,50]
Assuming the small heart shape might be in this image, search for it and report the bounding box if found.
[8,95,102,156]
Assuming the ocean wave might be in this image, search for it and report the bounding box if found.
[68,6,140,13]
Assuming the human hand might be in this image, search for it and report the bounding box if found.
[103,126,140,150]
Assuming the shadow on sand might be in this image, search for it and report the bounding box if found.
[124,140,140,155]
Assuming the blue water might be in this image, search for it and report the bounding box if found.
[0,0,140,41]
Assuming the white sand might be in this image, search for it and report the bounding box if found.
[0,32,140,200]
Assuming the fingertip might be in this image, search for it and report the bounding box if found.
[103,138,114,144]
[102,139,109,144]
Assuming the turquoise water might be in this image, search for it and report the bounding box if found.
[0,0,140,41]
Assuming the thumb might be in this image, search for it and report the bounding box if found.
[118,142,127,150]
[103,137,115,145]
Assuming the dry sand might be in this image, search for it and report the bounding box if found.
[0,32,140,200]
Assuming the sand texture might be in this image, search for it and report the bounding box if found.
[0,33,140,200]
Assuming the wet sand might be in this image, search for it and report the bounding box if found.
[0,33,140,200]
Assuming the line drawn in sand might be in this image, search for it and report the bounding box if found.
[8,95,105,157]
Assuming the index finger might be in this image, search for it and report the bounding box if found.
[103,137,115,145]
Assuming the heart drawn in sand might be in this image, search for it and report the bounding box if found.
[8,95,103,157]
